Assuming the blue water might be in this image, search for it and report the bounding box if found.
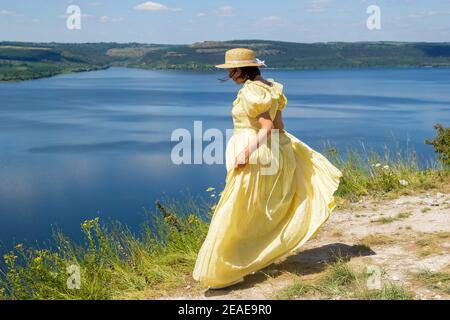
[0,67,449,248]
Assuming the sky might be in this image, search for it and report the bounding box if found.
[0,0,449,44]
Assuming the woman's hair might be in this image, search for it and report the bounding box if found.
[231,67,261,82]
[218,66,261,83]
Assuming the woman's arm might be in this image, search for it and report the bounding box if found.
[234,112,274,169]
[274,110,284,133]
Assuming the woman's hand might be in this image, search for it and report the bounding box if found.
[234,147,250,169]
[234,113,275,170]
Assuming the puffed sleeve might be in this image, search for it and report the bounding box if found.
[240,82,273,118]
[271,81,288,111]
[278,93,288,111]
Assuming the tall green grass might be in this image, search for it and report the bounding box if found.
[0,139,448,300]
[321,136,448,203]
[0,200,211,300]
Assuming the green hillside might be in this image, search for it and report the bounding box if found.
[1,40,450,81]
[133,40,450,69]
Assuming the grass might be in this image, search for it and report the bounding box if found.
[358,234,396,247]
[322,136,449,209]
[410,232,449,257]
[413,269,450,294]
[370,211,413,224]
[358,283,414,300]
[0,199,211,300]
[371,216,396,224]
[0,138,448,300]
[275,283,316,299]
[275,257,414,300]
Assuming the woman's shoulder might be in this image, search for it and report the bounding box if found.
[238,79,287,116]
[240,80,272,104]
[267,78,285,95]
[243,78,284,98]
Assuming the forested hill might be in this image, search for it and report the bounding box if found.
[1,40,450,81]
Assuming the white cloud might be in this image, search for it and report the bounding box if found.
[265,16,281,22]
[307,0,331,13]
[100,16,124,23]
[134,1,180,12]
[0,10,22,17]
[215,5,234,17]
[196,6,235,18]
[408,10,450,19]
[256,15,286,28]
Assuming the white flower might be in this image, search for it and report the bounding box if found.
[374,163,381,168]
[383,165,389,170]
[399,179,409,186]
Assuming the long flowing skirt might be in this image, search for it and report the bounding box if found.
[193,130,343,287]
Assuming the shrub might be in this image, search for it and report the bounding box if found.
[425,124,450,167]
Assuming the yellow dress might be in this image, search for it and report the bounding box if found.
[193,78,343,287]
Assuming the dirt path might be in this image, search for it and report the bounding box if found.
[164,190,450,300]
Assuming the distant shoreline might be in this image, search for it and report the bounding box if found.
[2,64,450,83]
[2,40,450,82]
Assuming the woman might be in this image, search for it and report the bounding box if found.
[193,48,343,289]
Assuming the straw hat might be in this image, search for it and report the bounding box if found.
[215,48,267,69]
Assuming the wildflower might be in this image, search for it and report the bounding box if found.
[211,194,216,197]
[81,217,100,231]
[383,165,389,170]
[187,214,198,224]
[372,163,381,168]
[34,256,42,264]
[3,254,18,264]
[15,243,23,250]
[399,179,409,186]
[206,187,215,192]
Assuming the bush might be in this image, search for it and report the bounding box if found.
[426,124,450,167]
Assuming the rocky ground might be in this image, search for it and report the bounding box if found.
[162,190,450,300]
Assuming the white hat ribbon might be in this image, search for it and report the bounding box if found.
[225,58,267,67]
